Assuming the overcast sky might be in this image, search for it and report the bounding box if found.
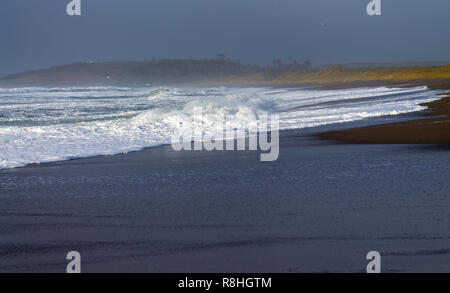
[1,0,450,77]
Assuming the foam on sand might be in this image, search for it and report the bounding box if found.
[0,86,443,169]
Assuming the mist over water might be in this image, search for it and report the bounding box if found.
[2,1,450,77]
[0,86,443,169]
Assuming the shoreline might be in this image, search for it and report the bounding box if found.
[0,79,448,171]
[1,80,447,170]
[191,77,450,146]
[1,117,449,272]
[315,79,450,145]
[2,109,436,171]
[1,82,449,272]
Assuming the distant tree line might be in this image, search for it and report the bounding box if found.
[0,55,314,86]
[271,58,312,73]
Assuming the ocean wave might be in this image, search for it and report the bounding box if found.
[0,86,443,169]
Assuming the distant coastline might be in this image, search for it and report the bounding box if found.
[1,60,449,146]
[197,65,450,146]
[1,59,450,87]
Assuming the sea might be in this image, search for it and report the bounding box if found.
[0,86,443,169]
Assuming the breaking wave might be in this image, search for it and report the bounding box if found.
[0,85,442,169]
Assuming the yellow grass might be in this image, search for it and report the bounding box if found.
[273,65,450,84]
[202,65,450,86]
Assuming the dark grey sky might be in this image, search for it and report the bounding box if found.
[1,0,450,77]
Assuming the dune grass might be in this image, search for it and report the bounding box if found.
[273,65,450,84]
[202,64,450,86]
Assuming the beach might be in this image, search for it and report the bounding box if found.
[0,81,449,273]
[319,79,450,145]
[1,0,449,276]
[0,114,449,272]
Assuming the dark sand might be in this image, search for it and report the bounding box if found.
[0,116,449,273]
[320,79,450,144]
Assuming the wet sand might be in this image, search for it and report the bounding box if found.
[0,117,449,273]
[319,79,450,144]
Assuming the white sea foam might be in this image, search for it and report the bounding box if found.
[0,86,443,169]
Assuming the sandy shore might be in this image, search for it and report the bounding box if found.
[0,118,449,273]
[319,79,450,144]
[0,80,449,273]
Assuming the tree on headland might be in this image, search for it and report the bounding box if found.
[303,60,312,69]
[216,54,228,62]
